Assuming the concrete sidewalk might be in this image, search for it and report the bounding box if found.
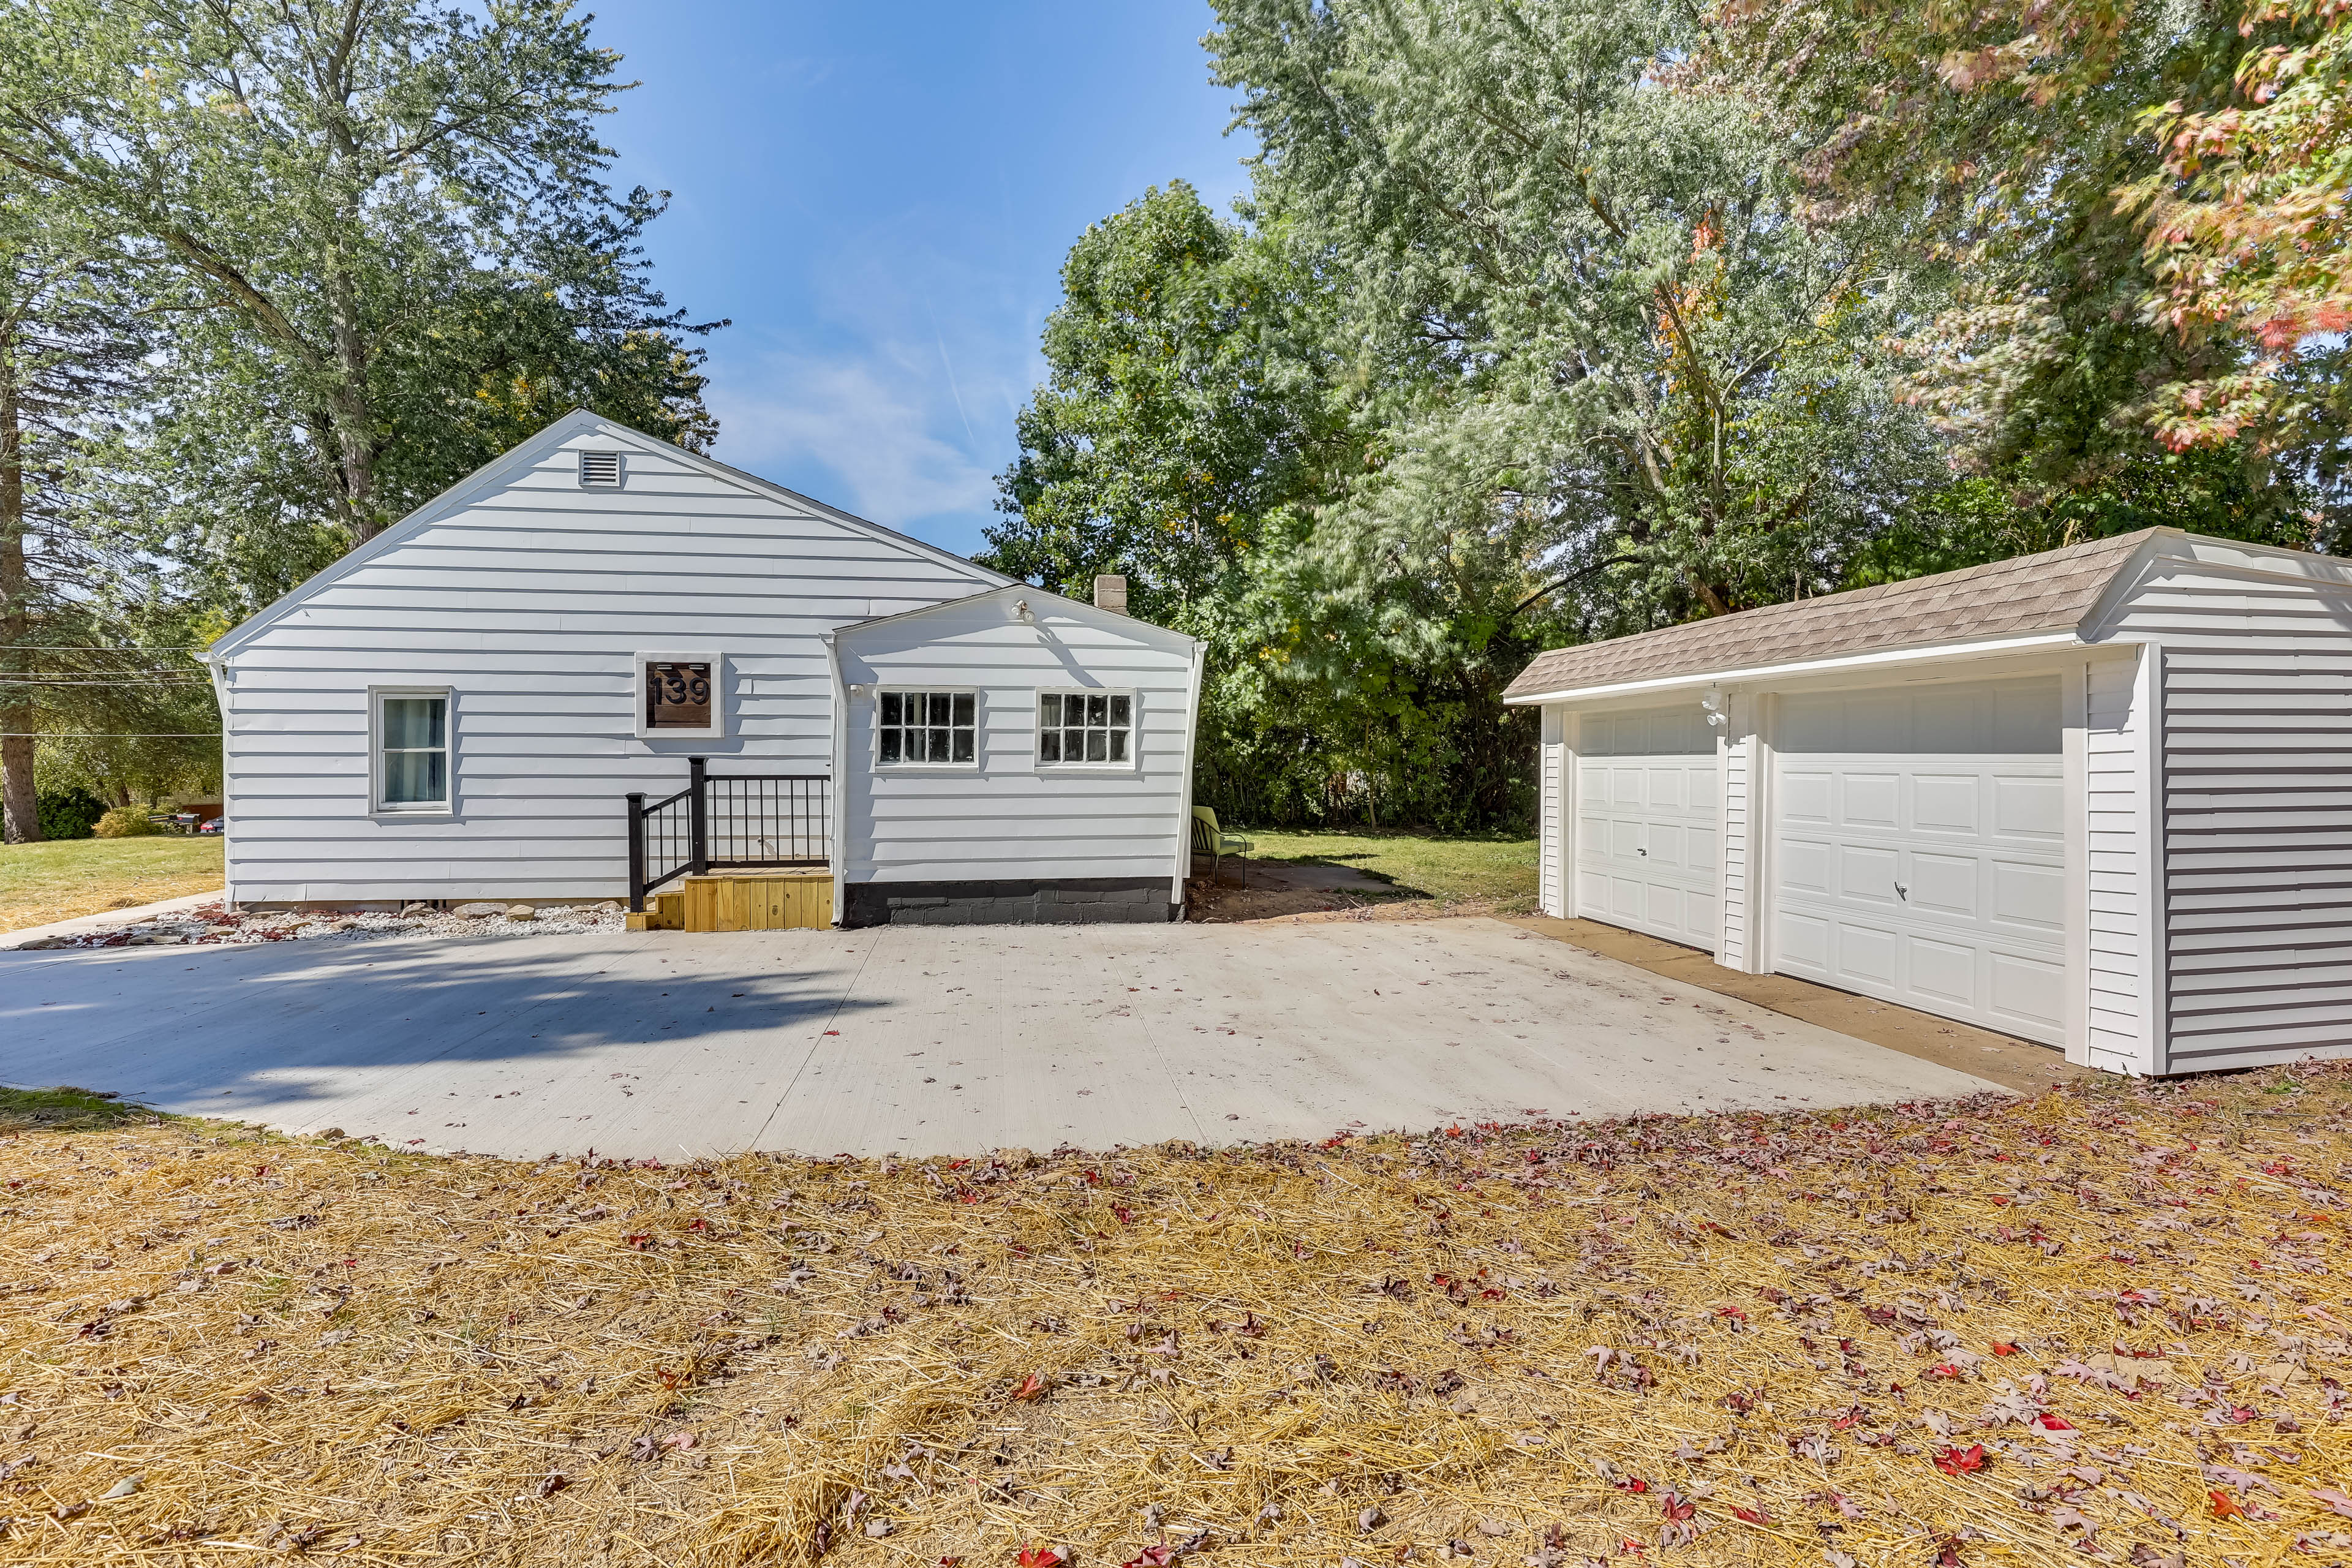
[5,889,224,949]
[2,917,2006,1159]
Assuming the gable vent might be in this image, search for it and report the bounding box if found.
[578,450,624,488]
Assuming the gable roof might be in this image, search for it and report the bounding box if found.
[206,409,1009,660]
[1503,529,2168,704]
[827,583,1205,657]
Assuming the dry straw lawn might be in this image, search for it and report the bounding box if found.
[1,1066,2347,1567]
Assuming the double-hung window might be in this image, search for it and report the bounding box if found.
[1038,691,1131,766]
[375,690,451,812]
[878,690,976,766]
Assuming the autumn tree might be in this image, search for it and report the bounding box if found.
[1710,0,2343,552]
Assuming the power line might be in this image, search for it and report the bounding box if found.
[0,732,221,738]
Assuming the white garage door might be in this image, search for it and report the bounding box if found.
[1576,704,1719,951]
[1771,677,2067,1044]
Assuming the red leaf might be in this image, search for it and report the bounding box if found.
[1659,1493,1694,1522]
[1613,1475,1651,1494]
[1991,1341,2021,1356]
[1730,1505,1774,1525]
[1927,1363,1966,1379]
[2032,1413,2075,1431]
[1017,1548,1069,1568]
[1121,1548,1175,1568]
[1933,1444,1988,1476]
[624,1233,654,1250]
[1010,1373,1048,1403]
[2210,1490,2247,1520]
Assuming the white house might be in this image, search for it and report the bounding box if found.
[1504,527,2352,1077]
[202,409,1205,925]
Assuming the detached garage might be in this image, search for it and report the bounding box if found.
[1506,527,2352,1077]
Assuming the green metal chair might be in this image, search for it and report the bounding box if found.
[1192,805,1253,886]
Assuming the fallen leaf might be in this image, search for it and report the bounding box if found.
[1933,1444,1988,1476]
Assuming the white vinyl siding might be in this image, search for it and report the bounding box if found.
[2084,649,2159,1072]
[1537,705,1567,918]
[1718,703,1754,970]
[2088,559,2352,1072]
[214,417,1000,903]
[2160,645,2352,1068]
[837,597,1196,886]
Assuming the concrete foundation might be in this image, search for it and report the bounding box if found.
[842,876,1179,928]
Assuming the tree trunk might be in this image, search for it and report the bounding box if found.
[325,249,379,545]
[0,312,37,843]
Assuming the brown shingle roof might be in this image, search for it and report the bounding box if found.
[1504,529,2158,702]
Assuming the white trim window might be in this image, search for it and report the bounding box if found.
[374,688,452,812]
[878,688,977,766]
[1038,690,1133,766]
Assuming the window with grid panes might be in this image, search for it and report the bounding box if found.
[1037,691,1131,764]
[876,690,975,764]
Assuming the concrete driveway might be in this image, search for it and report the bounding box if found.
[1,918,2004,1158]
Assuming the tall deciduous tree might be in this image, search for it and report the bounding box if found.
[0,0,720,568]
[984,183,1379,823]
[1710,0,2342,547]
[984,183,1344,625]
[0,183,157,841]
[1208,0,1951,633]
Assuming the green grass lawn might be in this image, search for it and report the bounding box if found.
[0,834,224,932]
[1238,826,1539,910]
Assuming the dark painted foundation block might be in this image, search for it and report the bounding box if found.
[842,876,1181,929]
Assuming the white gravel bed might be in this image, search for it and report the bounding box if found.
[16,899,629,951]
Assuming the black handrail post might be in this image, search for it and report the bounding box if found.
[687,756,708,877]
[625,792,647,912]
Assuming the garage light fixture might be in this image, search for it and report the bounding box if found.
[1701,685,1727,727]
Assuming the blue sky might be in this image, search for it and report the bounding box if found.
[589,1,1255,559]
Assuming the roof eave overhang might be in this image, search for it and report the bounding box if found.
[1501,629,2097,707]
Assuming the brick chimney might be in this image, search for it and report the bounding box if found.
[1093,574,1128,614]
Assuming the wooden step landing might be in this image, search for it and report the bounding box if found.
[627,871,833,933]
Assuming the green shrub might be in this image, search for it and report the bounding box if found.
[36,788,106,840]
[92,806,161,839]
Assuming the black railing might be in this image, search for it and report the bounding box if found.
[627,757,830,911]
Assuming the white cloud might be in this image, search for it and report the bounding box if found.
[709,352,1001,530]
